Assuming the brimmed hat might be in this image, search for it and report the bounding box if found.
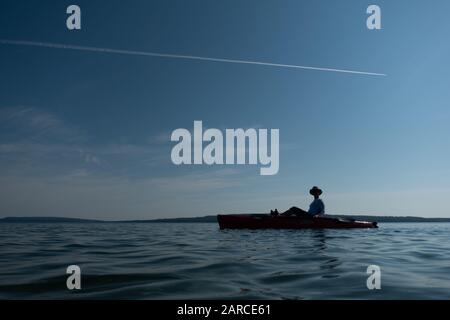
[309,186,323,196]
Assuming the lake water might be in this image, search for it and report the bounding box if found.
[0,222,449,299]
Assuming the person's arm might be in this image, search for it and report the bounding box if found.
[318,200,325,216]
[308,200,319,215]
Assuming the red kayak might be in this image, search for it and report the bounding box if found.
[217,214,378,230]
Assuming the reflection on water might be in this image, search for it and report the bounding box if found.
[0,222,450,299]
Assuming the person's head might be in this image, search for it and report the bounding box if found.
[309,186,323,199]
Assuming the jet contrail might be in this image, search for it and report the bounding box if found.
[0,39,386,77]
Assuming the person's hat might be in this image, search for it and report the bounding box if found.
[309,186,323,196]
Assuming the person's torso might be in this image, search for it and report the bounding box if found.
[308,199,325,215]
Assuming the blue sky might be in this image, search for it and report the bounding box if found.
[1,0,449,219]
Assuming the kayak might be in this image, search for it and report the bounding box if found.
[217,214,378,230]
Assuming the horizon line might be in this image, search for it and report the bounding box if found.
[1,214,449,223]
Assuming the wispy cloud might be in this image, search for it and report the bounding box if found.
[0,106,169,178]
[146,168,244,192]
[0,106,84,143]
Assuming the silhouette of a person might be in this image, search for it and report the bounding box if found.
[279,186,325,217]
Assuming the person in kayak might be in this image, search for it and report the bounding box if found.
[277,186,325,217]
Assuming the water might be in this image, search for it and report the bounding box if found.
[0,222,449,299]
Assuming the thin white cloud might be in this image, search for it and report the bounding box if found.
[0,39,387,77]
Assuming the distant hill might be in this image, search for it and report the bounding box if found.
[0,217,103,223]
[1,215,450,223]
[123,216,218,223]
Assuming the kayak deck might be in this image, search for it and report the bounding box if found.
[217,214,378,230]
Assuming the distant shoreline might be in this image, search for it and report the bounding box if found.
[1,215,450,223]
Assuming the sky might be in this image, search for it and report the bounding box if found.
[0,0,449,219]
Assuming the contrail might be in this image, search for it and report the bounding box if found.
[0,39,386,77]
